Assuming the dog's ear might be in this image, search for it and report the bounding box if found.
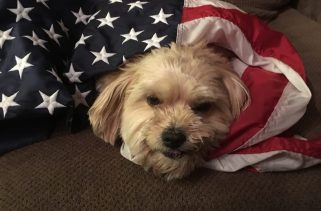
[205,44,250,118]
[222,71,250,117]
[89,70,134,145]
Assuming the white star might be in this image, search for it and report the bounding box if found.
[142,33,167,51]
[43,24,63,46]
[57,20,69,37]
[47,68,62,83]
[109,0,122,3]
[36,0,49,8]
[122,56,126,63]
[150,8,173,24]
[64,64,83,83]
[97,12,119,28]
[35,90,65,115]
[121,28,143,44]
[90,46,116,65]
[23,31,47,50]
[72,8,90,25]
[9,53,34,79]
[0,92,20,118]
[88,10,100,23]
[127,1,148,11]
[0,28,15,48]
[8,0,34,22]
[74,34,91,48]
[72,85,91,107]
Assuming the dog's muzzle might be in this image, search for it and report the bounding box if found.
[161,127,186,159]
[163,150,185,159]
[161,127,186,149]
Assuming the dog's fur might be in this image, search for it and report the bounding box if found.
[89,42,249,180]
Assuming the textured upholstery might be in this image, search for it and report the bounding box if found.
[1,129,320,210]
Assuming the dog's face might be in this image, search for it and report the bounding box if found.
[89,43,249,180]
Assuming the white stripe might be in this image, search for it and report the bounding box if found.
[293,134,308,141]
[204,153,269,172]
[253,151,321,172]
[177,16,311,149]
[231,58,247,77]
[184,0,245,13]
[120,142,137,164]
[205,151,321,172]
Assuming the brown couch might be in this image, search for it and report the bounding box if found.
[1,1,321,210]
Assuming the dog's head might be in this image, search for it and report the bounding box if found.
[89,43,249,179]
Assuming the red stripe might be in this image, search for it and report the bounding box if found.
[181,5,306,80]
[232,136,321,159]
[245,166,259,173]
[207,66,288,159]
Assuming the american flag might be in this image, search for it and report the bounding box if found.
[0,0,321,171]
[0,0,182,152]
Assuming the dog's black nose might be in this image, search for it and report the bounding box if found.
[161,127,186,149]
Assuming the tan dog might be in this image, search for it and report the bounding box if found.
[89,42,249,180]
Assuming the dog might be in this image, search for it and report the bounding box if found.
[88,42,249,180]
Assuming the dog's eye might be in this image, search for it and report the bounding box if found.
[146,95,161,106]
[192,102,213,114]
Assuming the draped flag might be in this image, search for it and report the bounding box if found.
[0,0,320,171]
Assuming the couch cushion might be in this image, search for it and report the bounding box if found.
[223,0,291,20]
[295,0,321,24]
[269,9,321,139]
[1,129,321,210]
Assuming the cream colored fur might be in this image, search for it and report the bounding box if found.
[89,43,249,180]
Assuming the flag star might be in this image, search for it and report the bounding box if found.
[90,46,116,65]
[121,28,143,44]
[36,0,49,8]
[74,34,91,48]
[35,90,65,115]
[57,20,69,37]
[47,68,62,82]
[0,92,20,118]
[97,12,119,28]
[9,53,34,79]
[0,28,15,48]
[88,10,100,22]
[142,33,167,51]
[109,0,122,3]
[24,31,47,50]
[72,85,91,107]
[43,24,62,46]
[127,1,148,11]
[72,8,90,25]
[8,0,34,22]
[150,8,173,24]
[64,64,83,83]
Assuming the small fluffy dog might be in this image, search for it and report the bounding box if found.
[89,42,249,180]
